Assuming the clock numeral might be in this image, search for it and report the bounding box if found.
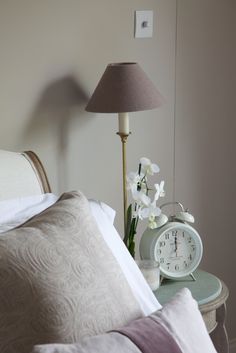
[172,230,178,237]
[188,237,192,243]
[191,245,196,252]
[160,241,166,247]
[160,258,165,264]
[182,231,185,237]
[184,261,188,268]
[166,262,170,270]
[175,264,179,271]
[165,233,170,240]
[188,254,193,261]
[156,249,162,255]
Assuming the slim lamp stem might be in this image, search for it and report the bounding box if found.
[117,112,130,237]
[117,132,129,236]
[122,135,128,234]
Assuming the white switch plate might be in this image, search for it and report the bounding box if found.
[135,10,153,38]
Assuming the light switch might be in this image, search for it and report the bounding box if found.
[134,10,153,38]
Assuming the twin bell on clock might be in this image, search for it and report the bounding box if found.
[139,202,203,281]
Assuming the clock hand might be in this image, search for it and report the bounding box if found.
[174,235,178,256]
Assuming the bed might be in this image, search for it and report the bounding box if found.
[0,150,218,353]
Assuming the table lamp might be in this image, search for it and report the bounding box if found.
[85,62,163,235]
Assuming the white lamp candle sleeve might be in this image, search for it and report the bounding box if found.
[118,113,129,134]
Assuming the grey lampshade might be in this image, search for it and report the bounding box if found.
[85,62,164,113]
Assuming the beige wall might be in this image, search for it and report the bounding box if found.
[175,0,236,340]
[0,0,176,235]
[0,0,235,341]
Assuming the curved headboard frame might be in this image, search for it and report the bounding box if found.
[0,149,51,201]
[22,151,51,194]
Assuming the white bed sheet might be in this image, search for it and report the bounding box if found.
[0,193,58,233]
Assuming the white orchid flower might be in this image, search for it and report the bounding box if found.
[124,157,166,257]
[140,157,160,176]
[148,204,161,229]
[154,181,165,201]
[127,171,147,193]
[141,201,161,222]
[132,190,151,207]
[126,172,141,192]
[133,205,144,220]
[148,214,158,229]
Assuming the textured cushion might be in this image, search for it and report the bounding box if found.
[0,191,142,353]
[0,193,161,315]
[0,194,161,316]
[32,288,217,353]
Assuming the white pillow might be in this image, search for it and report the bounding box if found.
[0,193,161,315]
[0,193,58,233]
[32,288,217,353]
[89,199,161,315]
[152,288,217,352]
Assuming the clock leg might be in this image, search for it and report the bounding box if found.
[210,304,229,353]
[190,273,196,281]
[160,275,165,285]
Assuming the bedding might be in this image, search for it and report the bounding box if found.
[0,191,142,353]
[89,199,161,315]
[0,193,58,233]
[0,150,217,353]
[0,194,114,233]
[32,288,217,353]
[0,193,161,316]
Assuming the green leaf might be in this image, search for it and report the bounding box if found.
[127,217,137,258]
[128,240,135,258]
[123,204,132,246]
[129,217,136,240]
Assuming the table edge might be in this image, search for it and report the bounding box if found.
[199,281,229,313]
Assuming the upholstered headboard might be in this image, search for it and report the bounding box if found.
[0,150,51,201]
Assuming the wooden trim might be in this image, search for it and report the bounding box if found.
[22,151,51,193]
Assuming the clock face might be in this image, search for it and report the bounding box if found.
[153,224,203,279]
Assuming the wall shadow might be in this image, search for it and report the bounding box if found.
[24,75,89,191]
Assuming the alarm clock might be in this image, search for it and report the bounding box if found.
[139,202,203,280]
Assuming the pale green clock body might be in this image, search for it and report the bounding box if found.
[139,222,203,279]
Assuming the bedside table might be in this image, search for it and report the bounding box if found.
[154,270,229,353]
